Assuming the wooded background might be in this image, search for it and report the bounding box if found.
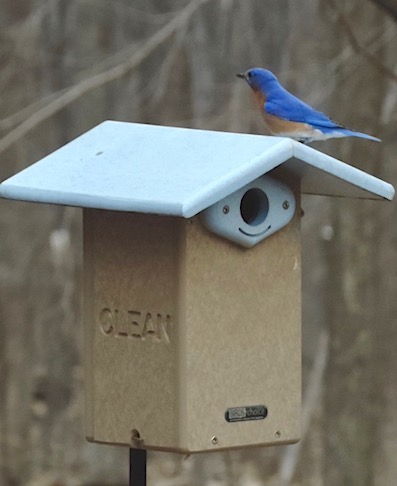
[1,0,397,485]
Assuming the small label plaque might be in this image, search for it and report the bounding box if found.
[225,405,268,423]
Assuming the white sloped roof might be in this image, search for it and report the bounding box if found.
[0,121,394,217]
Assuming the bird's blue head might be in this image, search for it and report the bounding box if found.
[236,68,278,92]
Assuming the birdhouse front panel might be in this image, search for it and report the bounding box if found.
[179,189,302,452]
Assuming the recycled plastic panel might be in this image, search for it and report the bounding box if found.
[83,211,181,447]
[83,185,301,453]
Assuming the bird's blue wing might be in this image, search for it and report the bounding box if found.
[258,80,379,140]
[265,88,340,128]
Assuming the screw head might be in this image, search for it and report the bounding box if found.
[222,205,230,215]
[211,436,219,445]
[275,431,281,438]
[282,201,290,210]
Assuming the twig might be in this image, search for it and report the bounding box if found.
[0,89,68,131]
[0,0,212,157]
[329,0,397,83]
[150,18,190,104]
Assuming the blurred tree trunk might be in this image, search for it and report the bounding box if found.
[39,0,75,145]
[187,6,215,128]
[322,2,390,485]
[0,0,32,26]
[370,0,397,20]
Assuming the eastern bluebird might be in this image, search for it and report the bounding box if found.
[237,68,380,143]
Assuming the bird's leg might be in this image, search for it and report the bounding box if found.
[298,137,312,144]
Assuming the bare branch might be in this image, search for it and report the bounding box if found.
[0,89,68,131]
[329,0,397,83]
[0,0,212,157]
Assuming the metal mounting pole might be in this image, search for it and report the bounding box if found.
[129,448,147,486]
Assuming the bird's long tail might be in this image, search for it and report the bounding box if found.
[337,128,381,142]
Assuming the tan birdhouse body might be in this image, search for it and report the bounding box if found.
[83,202,301,452]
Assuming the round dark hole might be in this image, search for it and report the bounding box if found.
[240,188,269,226]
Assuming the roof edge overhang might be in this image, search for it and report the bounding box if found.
[181,139,294,217]
[291,141,395,201]
[182,139,394,217]
[0,123,394,219]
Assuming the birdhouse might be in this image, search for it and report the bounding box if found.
[0,121,394,454]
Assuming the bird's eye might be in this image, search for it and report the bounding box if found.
[247,72,253,78]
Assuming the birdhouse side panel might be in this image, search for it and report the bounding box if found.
[83,209,182,448]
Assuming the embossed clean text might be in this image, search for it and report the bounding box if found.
[98,307,172,343]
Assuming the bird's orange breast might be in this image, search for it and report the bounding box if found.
[262,112,315,137]
[252,87,266,110]
[250,88,315,138]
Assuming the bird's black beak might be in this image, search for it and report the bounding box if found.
[236,72,246,79]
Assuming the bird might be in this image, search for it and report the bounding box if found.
[236,68,380,143]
